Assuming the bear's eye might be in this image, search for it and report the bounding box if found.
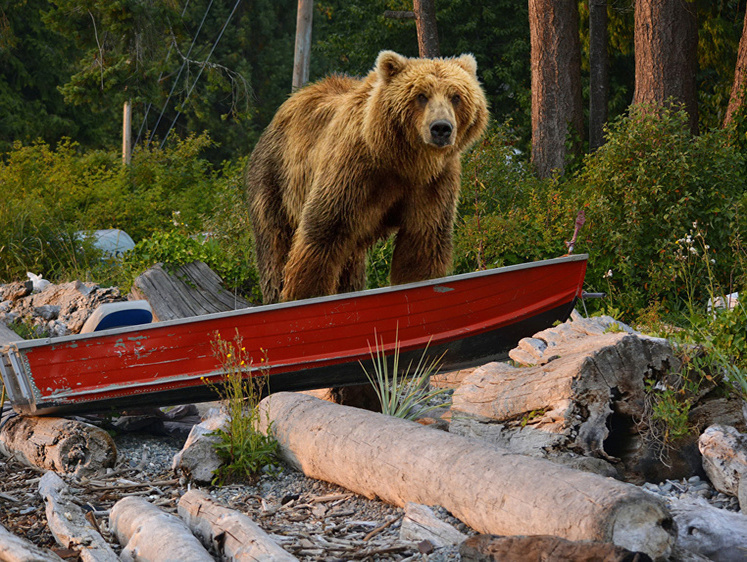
[451,94,461,106]
[417,93,428,106]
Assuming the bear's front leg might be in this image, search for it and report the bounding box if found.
[390,170,459,285]
[280,201,366,301]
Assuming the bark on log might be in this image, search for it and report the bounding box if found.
[451,317,682,483]
[258,393,675,559]
[38,472,118,562]
[178,489,298,561]
[0,416,116,477]
[109,496,213,562]
[460,534,653,561]
[0,522,65,562]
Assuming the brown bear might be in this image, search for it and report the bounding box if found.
[245,50,489,303]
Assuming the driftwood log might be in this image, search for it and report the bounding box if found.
[258,393,675,559]
[178,489,298,561]
[37,472,118,562]
[0,522,64,562]
[668,496,747,561]
[109,496,213,562]
[0,416,116,477]
[459,534,654,562]
[450,319,690,482]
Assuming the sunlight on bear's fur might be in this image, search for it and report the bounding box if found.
[245,50,489,303]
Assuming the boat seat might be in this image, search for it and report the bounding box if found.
[80,300,153,333]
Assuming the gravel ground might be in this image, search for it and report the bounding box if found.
[0,410,466,561]
[0,397,742,561]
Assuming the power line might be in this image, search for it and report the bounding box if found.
[160,0,242,148]
[135,0,191,146]
[146,0,216,147]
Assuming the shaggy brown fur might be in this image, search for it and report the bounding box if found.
[246,50,489,303]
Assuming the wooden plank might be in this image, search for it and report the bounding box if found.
[0,322,22,346]
[132,262,251,322]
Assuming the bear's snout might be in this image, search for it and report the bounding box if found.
[429,120,453,146]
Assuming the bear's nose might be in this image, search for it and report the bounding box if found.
[430,120,453,145]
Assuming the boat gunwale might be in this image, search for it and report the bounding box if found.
[6,253,588,352]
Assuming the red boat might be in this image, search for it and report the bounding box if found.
[1,255,587,415]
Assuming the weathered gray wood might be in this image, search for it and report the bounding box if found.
[668,496,747,561]
[399,503,467,547]
[178,489,298,561]
[0,416,116,477]
[38,472,118,562]
[0,322,22,346]
[698,424,747,496]
[258,392,675,559]
[110,496,213,562]
[131,261,252,321]
[0,522,65,562]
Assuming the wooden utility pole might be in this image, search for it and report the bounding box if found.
[413,0,439,58]
[293,0,313,90]
[589,0,608,152]
[122,101,132,166]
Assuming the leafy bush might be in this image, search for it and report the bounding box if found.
[454,123,578,273]
[572,104,747,317]
[0,134,253,288]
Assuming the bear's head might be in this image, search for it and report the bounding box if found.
[367,51,488,156]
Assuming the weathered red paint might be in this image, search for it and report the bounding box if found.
[1,255,587,414]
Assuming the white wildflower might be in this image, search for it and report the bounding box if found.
[603,269,613,279]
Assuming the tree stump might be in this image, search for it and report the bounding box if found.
[0,416,116,477]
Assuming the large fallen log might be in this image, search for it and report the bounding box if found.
[258,393,675,560]
[0,416,116,477]
[178,489,298,561]
[109,496,214,562]
[38,472,118,562]
[0,522,65,562]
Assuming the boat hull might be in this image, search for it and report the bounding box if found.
[1,255,587,415]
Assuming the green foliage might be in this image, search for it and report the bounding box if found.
[0,134,259,289]
[208,331,281,485]
[360,330,449,420]
[572,104,747,316]
[454,123,577,273]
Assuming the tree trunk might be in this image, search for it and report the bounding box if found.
[0,416,116,477]
[109,496,214,562]
[529,0,584,178]
[178,489,298,561]
[724,9,747,127]
[633,0,698,134]
[258,392,675,559]
[413,0,439,58]
[589,0,609,151]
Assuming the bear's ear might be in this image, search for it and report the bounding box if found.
[376,51,408,83]
[454,54,478,77]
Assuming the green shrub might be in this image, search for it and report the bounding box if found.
[0,134,244,286]
[572,104,747,317]
[454,123,578,273]
[207,331,281,485]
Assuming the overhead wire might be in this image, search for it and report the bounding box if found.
[160,0,242,148]
[146,0,216,147]
[134,0,191,146]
